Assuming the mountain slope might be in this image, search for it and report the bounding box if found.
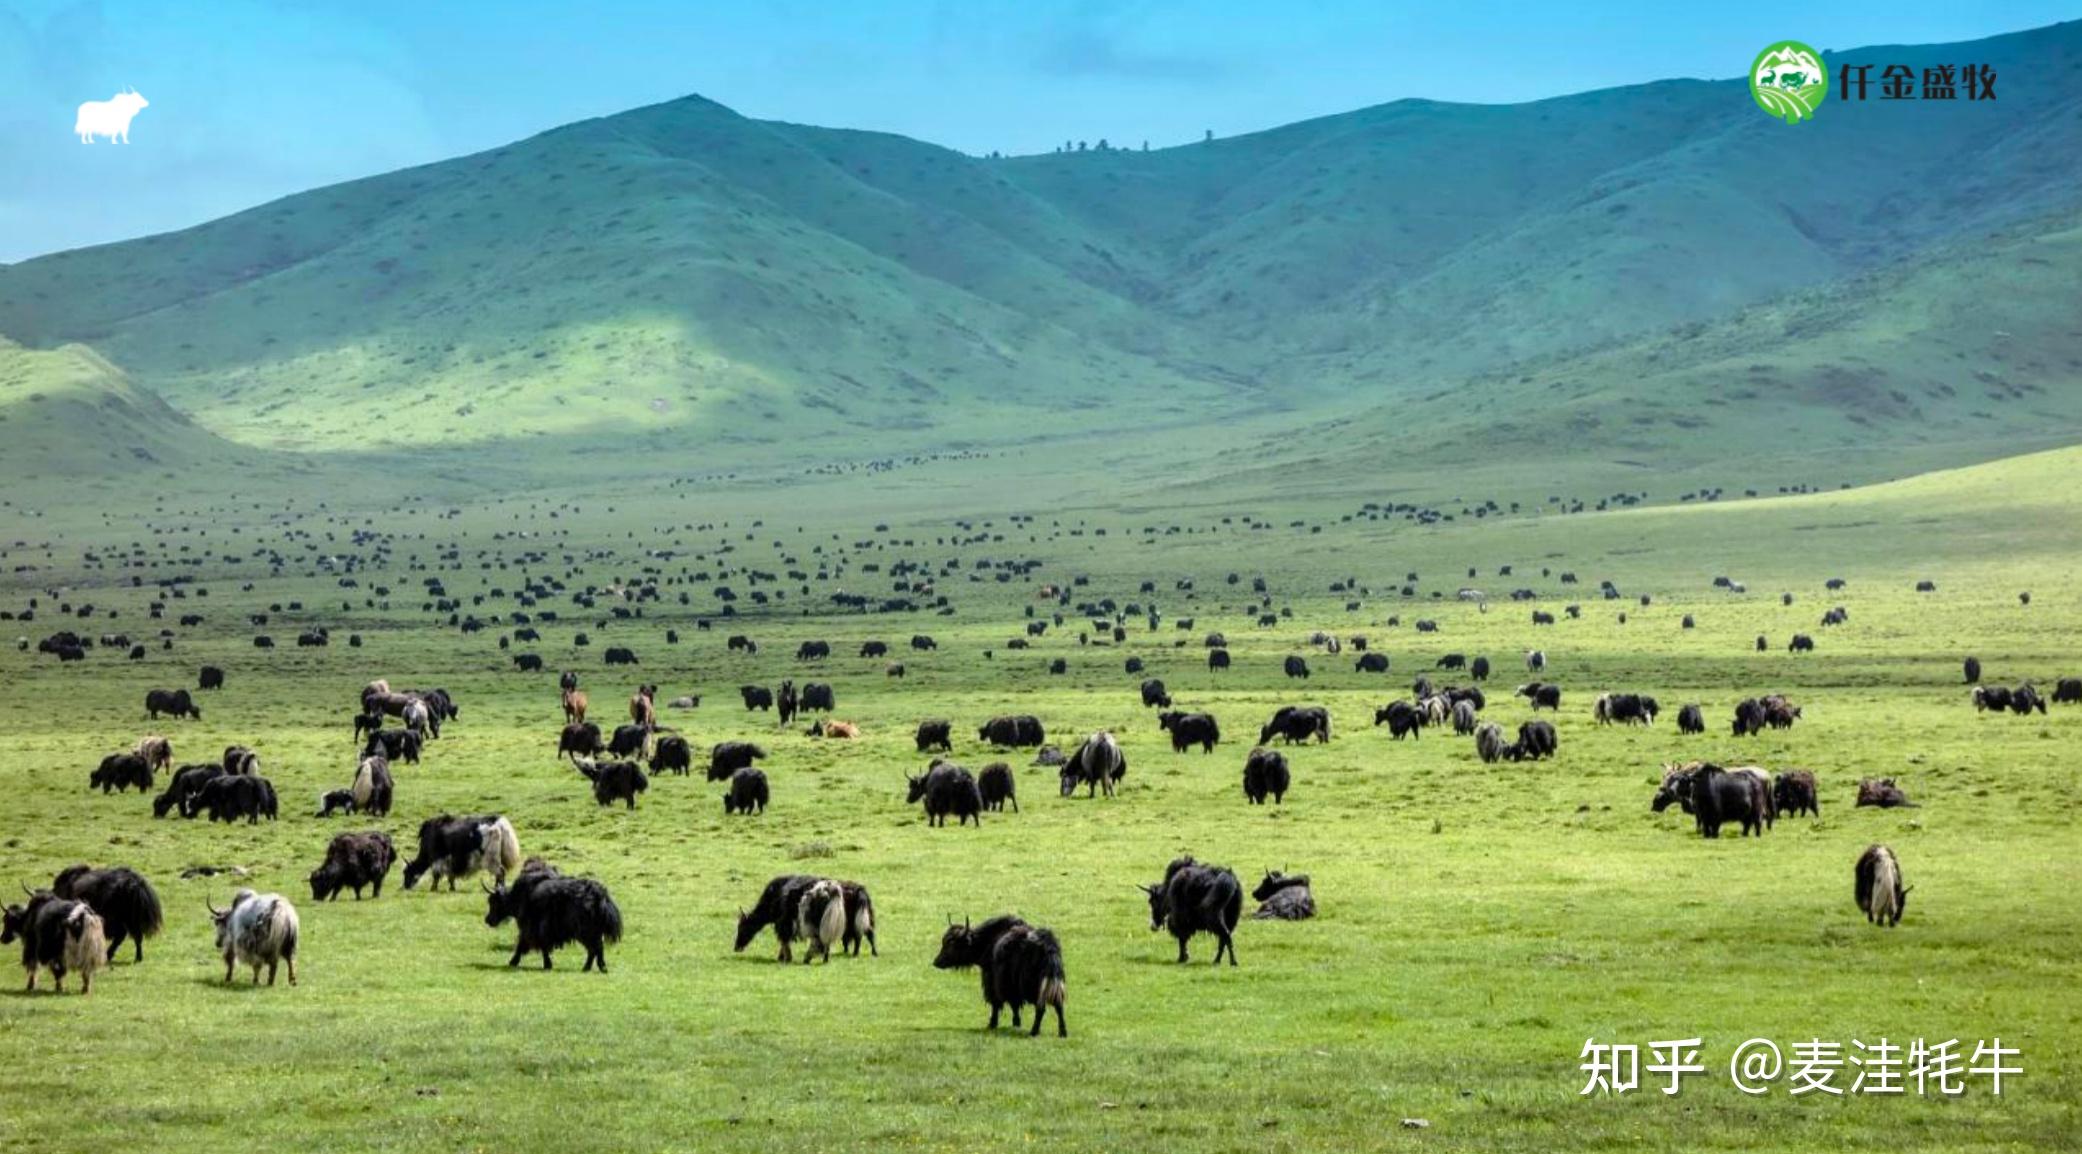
[0,21,2077,470]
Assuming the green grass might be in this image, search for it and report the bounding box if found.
[1,448,2078,1153]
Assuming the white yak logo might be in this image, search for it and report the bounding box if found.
[76,89,150,143]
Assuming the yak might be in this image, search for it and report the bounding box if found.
[1241,747,1290,805]
[309,832,397,901]
[1158,710,1220,753]
[933,915,1068,1037]
[1774,770,1820,819]
[1250,870,1315,920]
[1374,700,1422,740]
[740,684,774,712]
[1355,652,1389,673]
[724,767,769,815]
[199,666,225,690]
[1142,856,1242,966]
[1208,649,1232,671]
[707,741,766,781]
[1284,655,1311,679]
[402,814,522,891]
[979,715,1046,748]
[1855,778,1916,809]
[1854,844,1909,927]
[1140,679,1172,708]
[2,893,108,994]
[1516,682,1561,711]
[50,865,161,962]
[1676,703,1705,734]
[577,758,648,808]
[1259,705,1330,745]
[90,752,153,794]
[152,763,224,818]
[144,688,200,721]
[978,762,1018,812]
[208,889,298,986]
[558,722,605,763]
[915,719,954,753]
[648,734,692,776]
[195,773,278,824]
[1058,732,1127,799]
[484,859,623,972]
[908,760,985,826]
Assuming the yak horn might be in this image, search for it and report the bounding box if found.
[204,898,221,916]
[480,879,494,894]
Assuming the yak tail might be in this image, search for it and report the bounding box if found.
[851,900,874,942]
[816,890,846,948]
[352,761,376,808]
[483,818,522,883]
[594,888,625,945]
[129,877,165,938]
[1222,885,1244,935]
[63,907,109,979]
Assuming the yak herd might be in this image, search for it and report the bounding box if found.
[8,550,2072,1042]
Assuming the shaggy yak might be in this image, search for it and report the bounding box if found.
[932,915,1068,1037]
[1,892,108,994]
[1250,870,1315,920]
[483,858,624,972]
[49,865,162,962]
[1854,844,1909,928]
[1141,856,1242,966]
[1157,710,1221,754]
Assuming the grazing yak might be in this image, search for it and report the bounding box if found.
[1474,721,1507,763]
[1855,778,1916,809]
[1731,698,1769,737]
[796,640,831,661]
[603,647,639,667]
[1375,701,1422,740]
[1854,845,1909,928]
[2,892,108,994]
[484,859,623,972]
[1260,705,1331,745]
[724,767,770,815]
[1593,693,1659,726]
[707,741,766,781]
[792,879,850,965]
[1451,698,1479,735]
[909,760,986,826]
[199,666,225,691]
[1963,656,1982,683]
[208,889,299,986]
[577,758,649,808]
[133,735,172,773]
[402,815,522,891]
[1774,770,1820,819]
[1516,682,1561,711]
[1251,870,1315,920]
[49,865,161,962]
[740,685,774,712]
[860,641,888,658]
[606,723,649,760]
[1436,653,1466,670]
[1241,747,1290,805]
[1652,763,1768,838]
[915,719,954,753]
[1676,703,1706,734]
[309,832,397,901]
[1208,648,1232,671]
[1140,679,1172,708]
[1525,650,1546,673]
[734,876,820,962]
[144,688,201,721]
[1058,732,1128,798]
[911,634,938,651]
[1470,655,1491,681]
[364,728,421,765]
[933,915,1068,1037]
[349,755,394,817]
[1789,633,1815,653]
[557,722,605,763]
[2056,678,2082,705]
[800,683,836,713]
[512,653,544,672]
[222,745,260,776]
[978,762,1018,812]
[980,715,1046,748]
[648,734,692,776]
[1355,652,1389,674]
[1142,856,1242,966]
[1511,720,1558,761]
[90,752,154,795]
[195,774,278,824]
[1283,655,1311,680]
[152,764,224,818]
[1158,710,1221,753]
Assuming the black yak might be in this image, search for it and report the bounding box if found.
[1516,682,1561,711]
[195,774,278,824]
[484,859,623,972]
[1259,705,1330,745]
[933,915,1067,1037]
[800,682,836,712]
[198,666,225,690]
[1374,701,1422,740]
[1514,720,1558,760]
[364,728,421,765]
[90,752,153,794]
[49,865,161,962]
[724,767,769,815]
[1676,703,1705,734]
[1774,770,1820,819]
[1241,747,1290,805]
[153,763,224,818]
[577,758,648,808]
[979,715,1046,748]
[1208,649,1231,671]
[309,832,397,901]
[1354,652,1389,673]
[1142,856,1242,965]
[1158,710,1220,753]
[1470,655,1490,681]
[1789,633,1815,653]
[1250,870,1315,920]
[734,875,817,962]
[1140,679,1172,708]
[558,722,605,763]
[979,762,1018,812]
[707,741,766,781]
[144,688,200,721]
[648,734,692,776]
[1856,778,1916,809]
[915,719,953,753]
[1653,763,1767,838]
[605,723,649,760]
[740,684,774,712]
[909,760,985,825]
[1284,655,1311,679]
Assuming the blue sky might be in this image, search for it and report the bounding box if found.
[2,0,2074,262]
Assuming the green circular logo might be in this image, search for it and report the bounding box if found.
[1751,41,1828,124]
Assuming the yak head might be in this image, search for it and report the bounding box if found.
[483,880,515,928]
[931,917,976,970]
[905,774,929,804]
[401,857,432,891]
[732,907,761,953]
[1138,881,1169,931]
[308,864,339,902]
[205,893,247,950]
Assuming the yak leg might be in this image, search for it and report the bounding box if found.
[285,957,297,986]
[540,947,554,970]
[509,942,528,968]
[1176,935,1190,964]
[987,1001,1002,1030]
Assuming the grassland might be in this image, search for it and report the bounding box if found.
[0,447,2077,1153]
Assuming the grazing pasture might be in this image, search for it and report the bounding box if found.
[1,452,2079,1153]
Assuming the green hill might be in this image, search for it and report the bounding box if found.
[0,20,2079,490]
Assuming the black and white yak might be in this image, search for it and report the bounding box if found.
[402,815,522,890]
[1058,732,1127,798]
[2,891,108,994]
[1854,844,1909,928]
[208,889,299,985]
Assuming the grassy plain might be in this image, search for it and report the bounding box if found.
[0,448,2078,1152]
